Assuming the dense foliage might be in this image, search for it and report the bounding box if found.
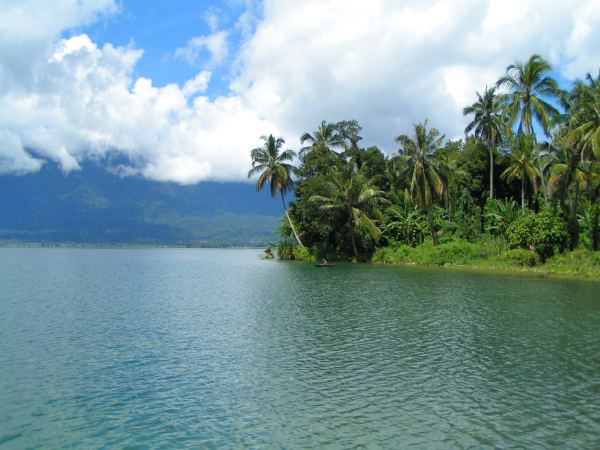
[251,55,600,271]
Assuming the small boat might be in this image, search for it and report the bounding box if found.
[315,260,334,267]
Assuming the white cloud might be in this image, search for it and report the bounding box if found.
[564,0,600,78]
[0,0,599,182]
[0,130,44,174]
[0,31,275,183]
[235,0,600,147]
[174,31,229,67]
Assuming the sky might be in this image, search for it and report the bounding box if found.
[0,0,599,183]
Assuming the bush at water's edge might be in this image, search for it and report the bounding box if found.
[372,239,600,279]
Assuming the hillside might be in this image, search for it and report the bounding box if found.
[0,163,281,246]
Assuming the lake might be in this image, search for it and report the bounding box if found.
[1,248,599,448]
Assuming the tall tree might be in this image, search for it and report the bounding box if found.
[497,54,562,203]
[300,120,345,157]
[496,54,561,137]
[248,134,304,246]
[394,121,446,245]
[336,119,363,150]
[568,71,600,250]
[501,135,539,211]
[547,130,585,248]
[463,86,504,198]
[568,71,600,161]
[336,119,364,165]
[310,162,388,257]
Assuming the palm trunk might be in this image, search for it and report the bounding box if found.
[570,182,580,249]
[521,174,525,212]
[592,201,599,251]
[489,144,494,199]
[538,157,548,205]
[281,192,304,247]
[350,225,359,258]
[427,208,439,245]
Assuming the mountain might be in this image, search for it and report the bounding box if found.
[0,163,282,246]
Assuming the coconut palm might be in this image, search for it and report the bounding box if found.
[463,86,504,198]
[300,120,345,157]
[248,134,304,246]
[546,130,586,247]
[496,54,561,138]
[497,54,563,203]
[568,71,600,161]
[394,121,446,245]
[501,135,539,211]
[336,119,363,150]
[547,131,585,208]
[310,162,388,257]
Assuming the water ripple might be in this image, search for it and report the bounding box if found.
[0,249,599,449]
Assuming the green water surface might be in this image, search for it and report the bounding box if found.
[0,248,599,448]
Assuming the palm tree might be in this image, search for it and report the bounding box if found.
[336,119,363,150]
[394,121,446,245]
[547,130,586,203]
[496,54,561,138]
[497,54,562,203]
[300,120,345,157]
[463,86,504,198]
[248,134,304,246]
[568,71,600,161]
[501,135,539,211]
[310,162,388,257]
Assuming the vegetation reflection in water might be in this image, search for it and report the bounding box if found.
[1,248,599,448]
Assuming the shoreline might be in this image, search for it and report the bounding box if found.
[372,259,600,282]
[3,243,598,282]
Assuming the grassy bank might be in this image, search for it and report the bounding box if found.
[371,238,600,280]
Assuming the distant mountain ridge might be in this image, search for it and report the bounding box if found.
[0,163,281,246]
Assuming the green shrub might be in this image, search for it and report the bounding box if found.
[544,250,600,278]
[374,239,484,266]
[507,212,535,249]
[508,209,568,261]
[502,248,540,267]
[477,234,509,258]
[276,241,294,260]
[412,239,483,266]
[292,245,315,262]
[484,198,519,237]
[372,244,414,264]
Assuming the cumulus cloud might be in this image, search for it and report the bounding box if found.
[0,32,275,183]
[0,0,599,182]
[235,0,600,147]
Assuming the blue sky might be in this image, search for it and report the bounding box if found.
[76,1,247,96]
[0,0,599,183]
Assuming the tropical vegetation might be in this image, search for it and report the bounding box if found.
[251,55,600,279]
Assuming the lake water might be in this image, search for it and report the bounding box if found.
[1,248,599,449]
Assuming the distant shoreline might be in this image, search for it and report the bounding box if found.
[0,242,268,250]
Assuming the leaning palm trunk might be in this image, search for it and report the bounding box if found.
[280,192,304,247]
